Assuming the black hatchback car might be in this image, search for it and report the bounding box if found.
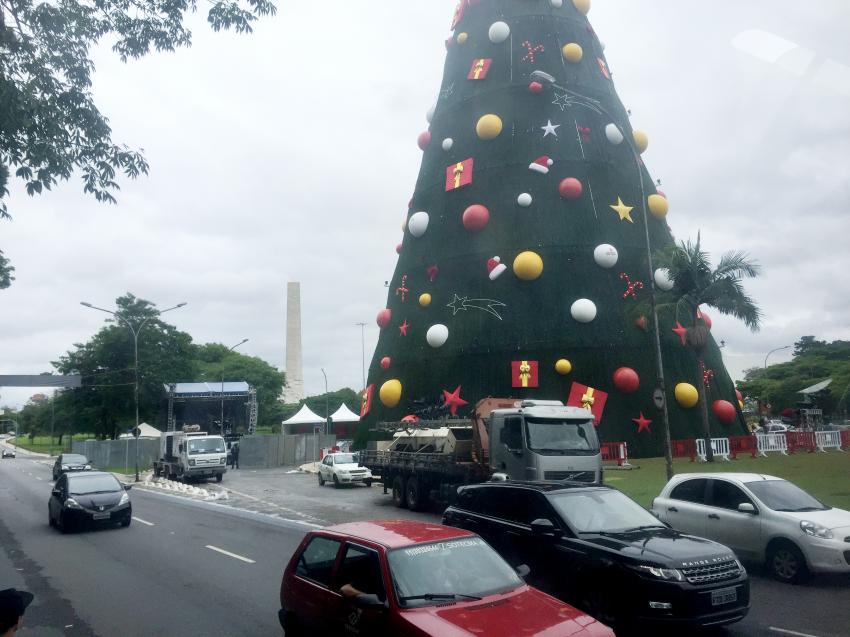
[49,471,132,532]
[52,453,92,480]
[442,481,749,632]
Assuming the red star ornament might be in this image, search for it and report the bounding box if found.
[442,386,469,416]
[633,412,652,434]
[399,320,410,336]
[672,321,687,346]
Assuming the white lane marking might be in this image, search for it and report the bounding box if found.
[205,545,255,564]
[769,628,821,637]
[132,517,155,526]
[36,477,42,481]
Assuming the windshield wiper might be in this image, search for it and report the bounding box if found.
[776,506,827,512]
[400,593,482,603]
[619,525,667,533]
[73,490,118,495]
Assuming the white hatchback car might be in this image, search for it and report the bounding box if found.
[652,473,850,583]
[317,452,373,488]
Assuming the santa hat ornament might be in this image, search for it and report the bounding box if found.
[529,156,554,175]
[487,256,508,281]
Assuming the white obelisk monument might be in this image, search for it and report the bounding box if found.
[283,282,305,403]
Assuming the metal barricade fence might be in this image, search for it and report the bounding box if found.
[729,435,758,459]
[756,433,788,457]
[815,431,843,452]
[696,437,731,462]
[601,442,630,467]
[671,439,697,462]
[842,430,850,451]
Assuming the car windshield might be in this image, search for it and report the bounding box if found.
[68,474,122,495]
[388,536,522,607]
[745,480,830,512]
[550,489,665,534]
[525,418,599,455]
[62,455,88,464]
[332,453,356,464]
[188,438,225,454]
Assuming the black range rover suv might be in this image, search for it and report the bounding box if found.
[442,481,749,632]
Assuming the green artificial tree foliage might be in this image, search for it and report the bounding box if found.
[654,235,762,461]
[360,0,749,457]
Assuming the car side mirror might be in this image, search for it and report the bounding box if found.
[531,518,563,538]
[353,594,387,610]
[515,564,531,579]
[124,484,132,491]
[737,503,756,514]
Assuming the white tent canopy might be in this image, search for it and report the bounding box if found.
[118,422,161,439]
[330,404,360,423]
[282,404,324,425]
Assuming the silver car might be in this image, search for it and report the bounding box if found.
[651,473,850,583]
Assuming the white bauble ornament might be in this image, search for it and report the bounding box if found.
[426,103,436,124]
[593,244,619,269]
[426,324,449,348]
[571,299,597,323]
[605,123,624,145]
[408,212,430,238]
[550,0,564,6]
[517,193,533,208]
[442,138,454,151]
[654,268,674,291]
[489,21,511,44]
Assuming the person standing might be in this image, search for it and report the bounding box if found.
[230,442,239,470]
[0,589,34,636]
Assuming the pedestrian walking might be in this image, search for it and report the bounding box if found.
[230,442,239,469]
[0,588,34,637]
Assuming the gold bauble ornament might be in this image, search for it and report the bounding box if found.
[457,32,468,45]
[513,251,544,281]
[648,194,669,219]
[476,114,503,141]
[555,359,573,375]
[419,293,432,307]
[562,43,584,63]
[675,383,699,409]
[633,130,649,154]
[572,0,591,15]
[379,380,403,408]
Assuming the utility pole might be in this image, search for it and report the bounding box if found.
[81,300,188,481]
[321,368,330,436]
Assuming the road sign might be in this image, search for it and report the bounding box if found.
[653,388,665,409]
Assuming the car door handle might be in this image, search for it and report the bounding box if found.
[708,513,720,520]
[668,506,678,513]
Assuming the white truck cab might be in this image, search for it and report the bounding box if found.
[156,427,227,482]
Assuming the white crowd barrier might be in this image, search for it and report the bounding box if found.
[756,433,789,457]
[815,431,843,453]
[696,437,731,462]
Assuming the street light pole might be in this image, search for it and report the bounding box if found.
[356,322,367,391]
[764,345,791,369]
[222,339,249,437]
[81,300,187,482]
[531,70,676,480]
[321,368,329,436]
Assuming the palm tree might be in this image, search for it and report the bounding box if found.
[655,234,762,461]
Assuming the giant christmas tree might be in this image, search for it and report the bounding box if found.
[360,0,745,457]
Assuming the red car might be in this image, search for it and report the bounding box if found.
[279,519,613,636]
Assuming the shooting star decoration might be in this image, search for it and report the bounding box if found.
[447,294,507,321]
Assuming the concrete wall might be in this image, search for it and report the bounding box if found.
[72,438,160,473]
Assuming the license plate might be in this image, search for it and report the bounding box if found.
[92,512,110,520]
[711,587,737,606]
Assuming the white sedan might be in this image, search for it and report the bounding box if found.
[317,452,373,488]
[652,473,850,583]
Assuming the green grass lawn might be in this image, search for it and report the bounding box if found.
[10,434,92,456]
[606,452,850,510]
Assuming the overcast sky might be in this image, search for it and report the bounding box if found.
[2,0,849,409]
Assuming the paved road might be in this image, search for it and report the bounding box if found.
[3,450,849,637]
[1,450,305,636]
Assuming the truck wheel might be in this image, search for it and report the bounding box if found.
[216,474,223,483]
[392,476,408,508]
[406,476,425,511]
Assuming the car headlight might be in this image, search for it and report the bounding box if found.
[636,565,685,581]
[61,464,69,470]
[119,493,130,506]
[189,459,196,466]
[64,498,82,509]
[85,464,92,470]
[220,458,227,465]
[800,520,833,539]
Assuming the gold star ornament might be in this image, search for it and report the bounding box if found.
[610,197,634,223]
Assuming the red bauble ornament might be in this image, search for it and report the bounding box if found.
[529,81,544,93]
[635,316,649,331]
[417,131,432,150]
[401,414,420,422]
[559,177,583,200]
[613,367,640,393]
[713,400,737,425]
[380,357,391,370]
[376,309,392,329]
[697,309,712,329]
[735,388,743,403]
[462,204,490,231]
[395,244,402,254]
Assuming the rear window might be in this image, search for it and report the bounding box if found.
[670,478,707,504]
